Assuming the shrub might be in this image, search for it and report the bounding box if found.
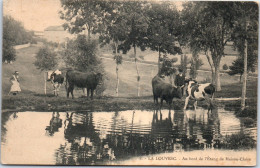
[34,46,58,71]
[223,64,229,70]
[222,132,256,149]
[2,42,16,63]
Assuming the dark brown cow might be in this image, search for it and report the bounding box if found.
[152,75,183,108]
[66,70,102,99]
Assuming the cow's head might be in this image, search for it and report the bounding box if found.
[50,72,56,82]
[172,86,183,99]
[185,78,197,87]
[95,73,103,84]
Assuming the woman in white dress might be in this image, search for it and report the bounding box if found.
[9,71,21,95]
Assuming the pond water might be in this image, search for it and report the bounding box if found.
[1,108,257,165]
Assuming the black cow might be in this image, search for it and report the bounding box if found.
[184,79,215,112]
[152,75,183,108]
[50,70,64,96]
[66,70,102,99]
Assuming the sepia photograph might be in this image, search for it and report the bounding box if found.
[1,0,258,166]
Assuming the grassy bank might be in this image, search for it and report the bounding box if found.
[2,80,257,116]
[2,45,257,120]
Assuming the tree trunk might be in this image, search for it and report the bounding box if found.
[88,28,91,41]
[205,51,215,83]
[115,44,119,97]
[134,45,140,97]
[241,37,248,110]
[158,47,161,74]
[116,64,119,97]
[214,65,221,91]
[44,72,47,95]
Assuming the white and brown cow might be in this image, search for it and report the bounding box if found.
[49,69,64,96]
[184,79,215,112]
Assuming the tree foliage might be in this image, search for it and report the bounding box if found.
[34,46,58,71]
[3,15,34,45]
[160,54,178,76]
[179,54,189,76]
[190,54,203,79]
[62,35,103,73]
[59,0,103,38]
[229,2,258,80]
[181,1,255,91]
[146,3,182,55]
[3,15,34,62]
[228,56,256,81]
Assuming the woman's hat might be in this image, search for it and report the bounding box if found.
[14,71,19,75]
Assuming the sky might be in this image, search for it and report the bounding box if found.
[3,0,65,31]
[3,0,184,32]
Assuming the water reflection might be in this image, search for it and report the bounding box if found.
[1,108,256,165]
[45,112,62,136]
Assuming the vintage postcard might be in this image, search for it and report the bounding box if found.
[1,0,258,166]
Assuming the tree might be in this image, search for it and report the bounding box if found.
[190,52,203,80]
[146,2,182,73]
[228,56,256,82]
[62,35,103,73]
[97,1,128,96]
[179,54,189,76]
[34,46,58,71]
[62,35,106,95]
[182,2,238,91]
[60,0,102,39]
[160,54,178,84]
[2,42,16,63]
[114,1,149,97]
[230,2,258,110]
[3,15,34,62]
[114,54,123,96]
[34,45,58,94]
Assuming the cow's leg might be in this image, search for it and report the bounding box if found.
[168,99,172,110]
[67,86,70,98]
[71,86,74,99]
[57,84,61,96]
[206,96,213,113]
[68,85,74,99]
[154,95,159,105]
[193,100,197,110]
[183,96,190,110]
[83,88,87,97]
[91,89,94,100]
[87,88,90,98]
[160,97,164,108]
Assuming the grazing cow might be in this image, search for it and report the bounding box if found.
[152,75,183,108]
[50,69,64,96]
[66,70,102,99]
[184,79,215,112]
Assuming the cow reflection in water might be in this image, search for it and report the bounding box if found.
[55,112,116,165]
[184,107,221,149]
[45,112,62,136]
[54,108,222,165]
